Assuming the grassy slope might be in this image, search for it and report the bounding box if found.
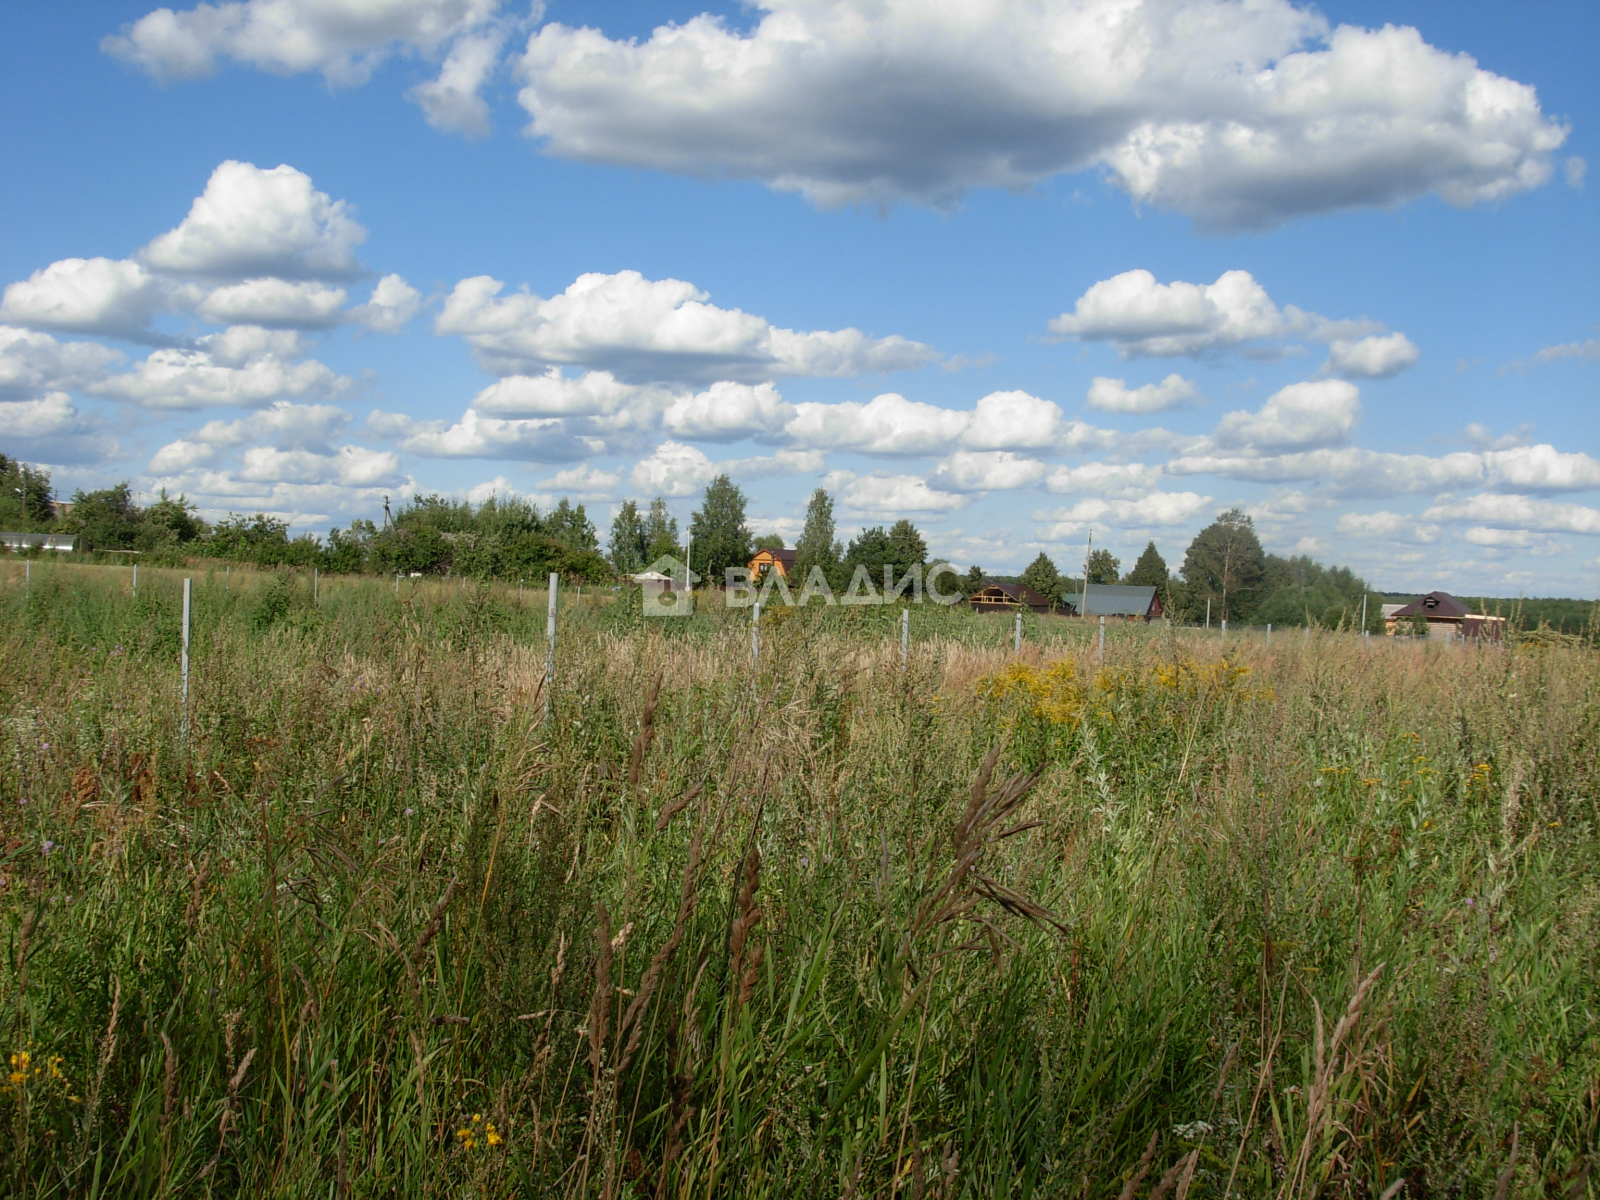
[1,561,1597,1198]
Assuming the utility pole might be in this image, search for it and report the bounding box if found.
[1081,528,1093,621]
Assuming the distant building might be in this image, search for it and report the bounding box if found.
[1061,584,1163,622]
[748,547,797,580]
[1384,591,1505,641]
[969,580,1055,613]
[1,532,76,552]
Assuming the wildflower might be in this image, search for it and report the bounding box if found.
[405,807,415,817]
[1464,897,1476,908]
[485,1121,502,1147]
[41,840,57,855]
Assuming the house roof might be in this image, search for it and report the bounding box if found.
[1389,591,1473,620]
[750,547,796,567]
[1061,584,1159,617]
[972,580,1053,607]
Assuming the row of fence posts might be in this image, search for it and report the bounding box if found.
[17,563,1434,746]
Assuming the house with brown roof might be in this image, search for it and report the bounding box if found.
[1384,591,1505,641]
[749,547,797,580]
[968,580,1055,613]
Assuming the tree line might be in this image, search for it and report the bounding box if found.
[6,453,1562,629]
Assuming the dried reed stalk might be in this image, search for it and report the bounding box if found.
[628,671,664,788]
[616,824,703,1075]
[1115,1130,1161,1200]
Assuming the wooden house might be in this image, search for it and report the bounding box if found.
[748,547,797,580]
[968,580,1055,613]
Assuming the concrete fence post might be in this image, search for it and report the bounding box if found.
[1098,615,1106,662]
[181,577,192,741]
[752,600,761,663]
[313,566,319,606]
[1013,609,1022,652]
[1267,622,1272,647]
[1221,618,1227,642]
[544,572,559,726]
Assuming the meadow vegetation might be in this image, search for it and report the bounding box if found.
[2,561,1597,1198]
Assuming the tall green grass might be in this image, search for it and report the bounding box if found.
[1,560,1597,1198]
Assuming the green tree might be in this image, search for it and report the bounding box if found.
[964,564,985,596]
[643,498,681,563]
[545,498,598,552]
[61,483,142,550]
[689,474,751,584]
[753,533,785,552]
[1124,541,1167,588]
[1086,548,1121,585]
[1180,509,1266,623]
[792,488,841,584]
[0,456,55,529]
[609,500,647,573]
[1019,552,1062,605]
[136,489,206,551]
[886,519,927,571]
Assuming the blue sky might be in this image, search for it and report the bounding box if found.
[2,0,1596,595]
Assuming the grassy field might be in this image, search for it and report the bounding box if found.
[2,560,1597,1199]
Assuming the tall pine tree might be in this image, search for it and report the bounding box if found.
[1125,541,1168,587]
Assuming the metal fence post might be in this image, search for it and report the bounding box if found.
[181,577,192,741]
[395,572,400,597]
[752,600,761,663]
[544,572,559,726]
[313,566,319,606]
[1013,609,1022,652]
[1266,622,1272,647]
[900,606,909,670]
[133,562,137,597]
[1098,615,1105,662]
[1221,618,1227,642]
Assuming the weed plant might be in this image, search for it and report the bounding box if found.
[1,561,1597,1198]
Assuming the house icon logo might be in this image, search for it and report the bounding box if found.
[636,554,700,618]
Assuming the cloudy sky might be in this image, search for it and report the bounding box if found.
[2,1,1596,594]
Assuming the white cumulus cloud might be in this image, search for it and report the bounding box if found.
[663,380,793,442]
[840,473,969,515]
[0,258,166,339]
[930,451,1047,493]
[1045,462,1165,499]
[436,269,934,383]
[88,326,351,410]
[191,278,349,328]
[1040,492,1212,536]
[1323,333,1418,379]
[1423,494,1600,537]
[408,27,504,137]
[0,326,123,398]
[1086,374,1199,413]
[961,390,1063,450]
[141,161,366,280]
[515,3,1564,230]
[350,274,423,333]
[1049,269,1375,358]
[104,0,505,86]
[630,440,717,498]
[786,392,969,456]
[1213,380,1361,452]
[0,392,121,464]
